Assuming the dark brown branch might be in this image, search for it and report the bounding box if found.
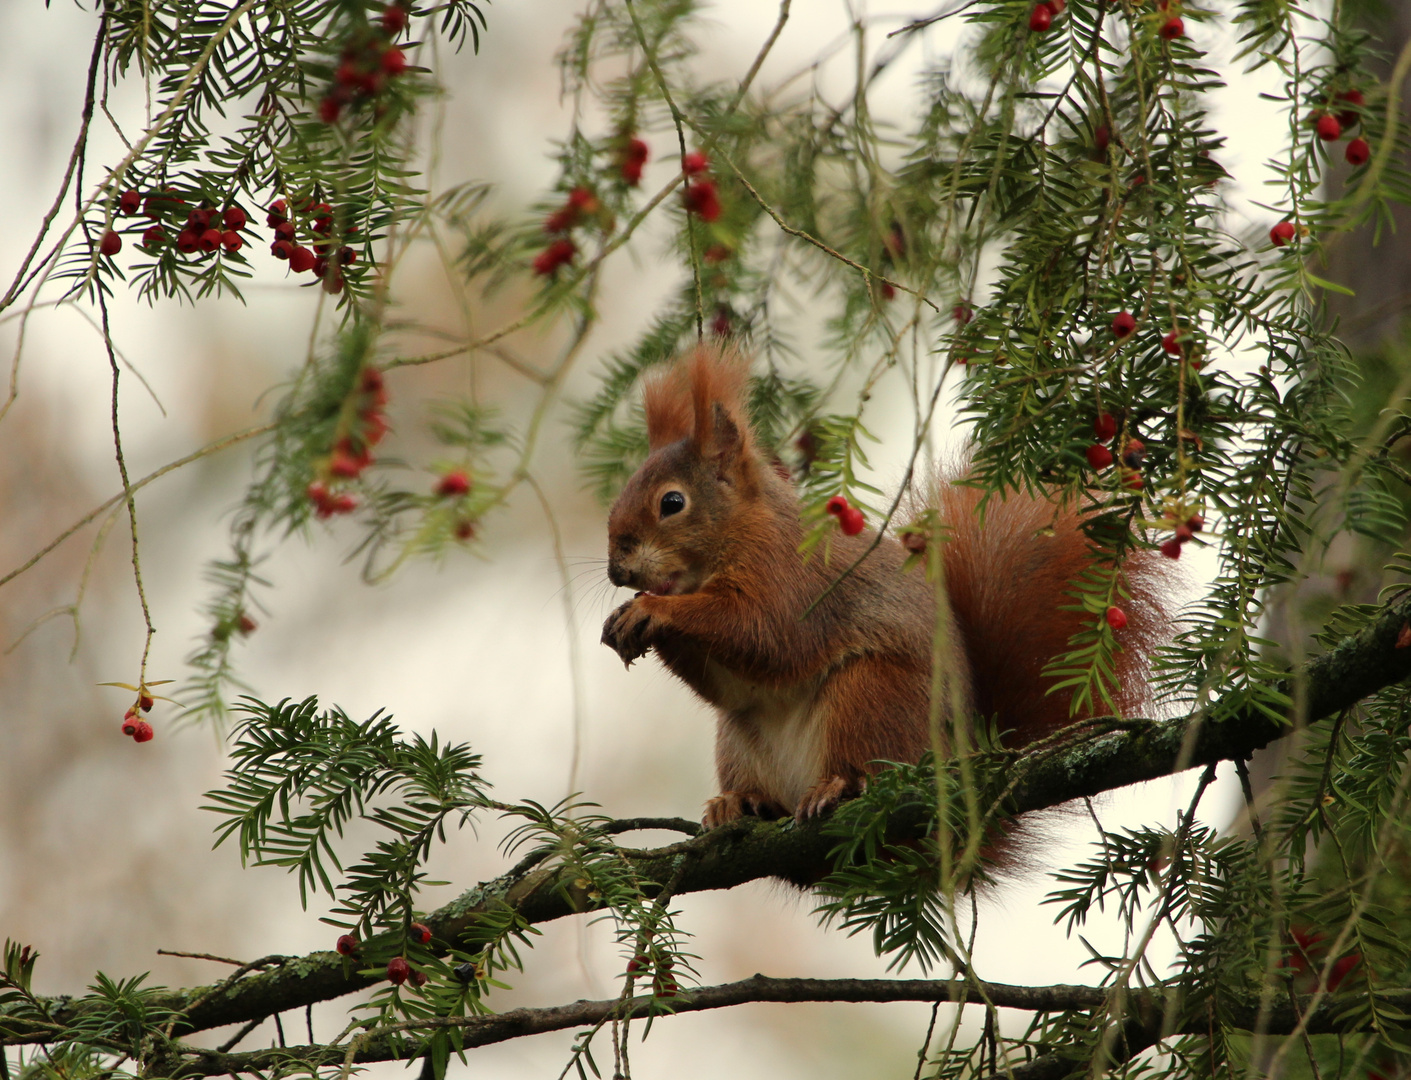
[154,976,1411,1078]
[6,593,1411,1046]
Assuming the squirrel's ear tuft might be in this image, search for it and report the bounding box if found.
[686,345,752,459]
[643,364,693,451]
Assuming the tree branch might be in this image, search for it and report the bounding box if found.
[6,593,1411,1045]
[152,976,1411,1077]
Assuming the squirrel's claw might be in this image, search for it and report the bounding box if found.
[601,597,654,666]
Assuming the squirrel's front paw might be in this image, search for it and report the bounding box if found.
[601,598,656,667]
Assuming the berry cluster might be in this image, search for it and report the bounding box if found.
[319,4,411,124]
[533,187,601,276]
[825,494,866,536]
[99,187,250,261]
[680,150,722,222]
[625,952,678,997]
[267,199,358,294]
[307,366,389,518]
[620,136,650,186]
[1158,510,1203,560]
[1085,411,1119,470]
[1027,0,1065,33]
[119,692,156,743]
[1311,89,1371,165]
[434,470,477,541]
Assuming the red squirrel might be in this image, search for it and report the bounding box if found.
[601,346,1168,828]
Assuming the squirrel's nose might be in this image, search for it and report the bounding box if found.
[607,562,631,588]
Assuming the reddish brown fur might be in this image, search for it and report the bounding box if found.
[602,346,1169,835]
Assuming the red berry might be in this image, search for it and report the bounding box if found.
[1335,89,1365,129]
[139,694,154,712]
[1159,538,1183,559]
[1159,16,1183,39]
[339,247,357,266]
[1094,125,1110,151]
[1093,412,1118,442]
[682,150,709,175]
[626,137,649,163]
[99,230,122,256]
[1125,470,1144,490]
[1122,437,1146,468]
[271,239,294,260]
[237,613,258,635]
[825,495,849,516]
[1086,443,1114,470]
[1105,606,1128,630]
[1028,3,1052,32]
[222,231,243,253]
[382,4,409,34]
[683,180,721,221]
[838,506,866,536]
[313,257,329,278]
[319,96,342,124]
[621,158,644,186]
[223,206,247,231]
[879,282,896,302]
[177,229,200,254]
[532,237,577,276]
[322,272,345,295]
[289,246,316,273]
[453,518,476,541]
[1111,311,1136,337]
[336,934,358,957]
[410,922,432,944]
[409,969,428,987]
[382,47,407,76]
[386,957,410,985]
[1161,329,1181,355]
[131,719,154,742]
[142,225,166,249]
[1174,523,1194,542]
[1269,221,1296,246]
[1186,514,1204,532]
[703,244,731,263]
[307,480,330,503]
[119,190,141,215]
[435,471,471,497]
[567,186,597,212]
[200,228,222,252]
[329,449,365,478]
[363,411,389,445]
[1048,0,1066,11]
[121,714,140,737]
[953,303,973,325]
[267,199,288,221]
[1345,138,1370,167]
[1315,114,1342,141]
[274,220,296,242]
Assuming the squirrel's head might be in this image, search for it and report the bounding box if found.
[606,347,763,596]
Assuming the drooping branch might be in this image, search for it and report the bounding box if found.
[6,592,1411,1046]
[151,975,1411,1078]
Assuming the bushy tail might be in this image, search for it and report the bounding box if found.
[936,484,1170,748]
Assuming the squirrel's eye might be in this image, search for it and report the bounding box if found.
[659,491,686,517]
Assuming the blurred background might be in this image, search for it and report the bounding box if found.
[0,1,1376,1076]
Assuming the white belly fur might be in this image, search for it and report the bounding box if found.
[706,660,825,810]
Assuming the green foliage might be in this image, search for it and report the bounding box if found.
[204,696,488,926]
[16,0,1411,1077]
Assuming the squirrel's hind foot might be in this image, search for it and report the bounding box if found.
[703,790,788,829]
[795,774,865,821]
